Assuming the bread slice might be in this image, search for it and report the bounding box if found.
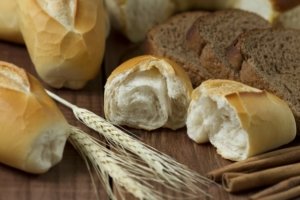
[229,28,300,128]
[145,10,271,86]
[145,11,210,86]
[186,9,271,81]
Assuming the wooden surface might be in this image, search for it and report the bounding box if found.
[0,32,298,200]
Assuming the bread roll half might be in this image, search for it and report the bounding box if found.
[17,0,107,89]
[104,55,193,130]
[0,61,69,173]
[187,79,296,161]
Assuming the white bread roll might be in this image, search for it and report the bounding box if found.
[0,61,69,173]
[0,1,23,43]
[104,55,193,131]
[105,0,175,42]
[17,0,107,89]
[187,79,296,161]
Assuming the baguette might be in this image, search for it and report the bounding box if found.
[17,0,107,89]
[104,55,193,131]
[0,61,69,173]
[186,79,296,161]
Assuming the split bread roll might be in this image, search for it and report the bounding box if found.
[104,55,193,131]
[186,79,296,161]
[0,61,69,173]
[17,0,108,89]
[0,1,23,43]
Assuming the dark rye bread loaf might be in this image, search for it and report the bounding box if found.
[145,11,210,86]
[186,9,272,81]
[230,28,300,128]
[145,9,271,86]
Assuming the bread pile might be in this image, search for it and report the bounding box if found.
[145,9,300,129]
[104,0,300,42]
[0,0,109,90]
[0,61,69,173]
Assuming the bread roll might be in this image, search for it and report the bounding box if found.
[0,61,69,173]
[186,79,296,161]
[0,1,23,43]
[17,0,107,89]
[104,55,193,131]
[105,0,175,42]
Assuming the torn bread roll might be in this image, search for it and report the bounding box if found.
[0,1,23,43]
[104,55,193,131]
[17,0,107,89]
[186,79,296,161]
[0,61,69,173]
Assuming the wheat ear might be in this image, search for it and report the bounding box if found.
[47,90,211,198]
[69,126,166,200]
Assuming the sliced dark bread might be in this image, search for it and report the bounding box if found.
[186,9,271,80]
[144,11,210,86]
[229,28,300,128]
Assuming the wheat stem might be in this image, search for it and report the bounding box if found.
[47,90,211,198]
[69,126,164,200]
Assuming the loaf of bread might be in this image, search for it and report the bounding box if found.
[146,9,271,86]
[0,1,23,43]
[228,28,300,129]
[17,0,108,89]
[145,11,210,87]
[104,55,193,131]
[186,79,296,161]
[0,61,69,173]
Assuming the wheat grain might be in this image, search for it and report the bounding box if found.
[47,90,211,199]
[69,126,164,200]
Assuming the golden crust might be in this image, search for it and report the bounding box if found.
[17,0,107,89]
[0,62,69,173]
[108,55,193,93]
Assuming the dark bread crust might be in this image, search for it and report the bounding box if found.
[231,28,300,127]
[144,11,210,86]
[186,9,271,81]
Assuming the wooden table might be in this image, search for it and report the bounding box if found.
[0,31,297,200]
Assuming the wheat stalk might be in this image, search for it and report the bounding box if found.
[47,90,211,198]
[69,126,164,200]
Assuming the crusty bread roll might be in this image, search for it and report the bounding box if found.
[104,55,193,131]
[105,0,175,42]
[186,79,296,161]
[0,1,23,43]
[17,0,107,89]
[0,61,69,173]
